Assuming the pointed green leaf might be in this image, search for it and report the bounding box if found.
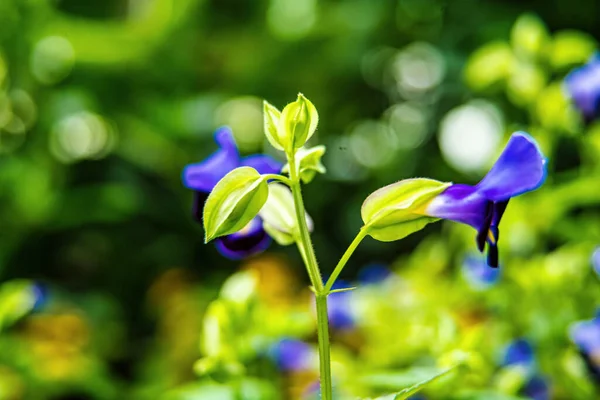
[263,100,285,151]
[259,183,312,245]
[363,365,459,400]
[203,167,268,242]
[279,93,319,152]
[362,178,451,242]
[282,145,326,183]
[392,366,457,400]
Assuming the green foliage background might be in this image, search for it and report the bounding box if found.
[1,0,600,399]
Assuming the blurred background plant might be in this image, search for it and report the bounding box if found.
[1,0,600,399]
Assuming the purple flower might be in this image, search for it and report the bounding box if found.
[269,338,313,372]
[565,53,600,121]
[424,132,547,267]
[462,254,501,289]
[592,247,600,278]
[569,311,600,379]
[182,127,282,259]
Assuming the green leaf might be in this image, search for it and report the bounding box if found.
[259,183,312,245]
[361,178,451,242]
[279,93,319,152]
[203,167,269,242]
[0,280,39,331]
[364,366,459,400]
[282,145,326,183]
[263,100,285,151]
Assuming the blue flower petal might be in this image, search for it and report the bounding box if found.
[476,132,547,201]
[592,247,600,278]
[214,217,271,259]
[240,154,283,175]
[570,317,600,355]
[565,53,600,121]
[502,339,536,370]
[522,375,550,400]
[357,263,391,285]
[462,254,501,289]
[328,280,355,330]
[425,183,489,229]
[182,127,240,192]
[269,338,312,372]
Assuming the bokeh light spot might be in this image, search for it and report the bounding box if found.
[439,100,504,173]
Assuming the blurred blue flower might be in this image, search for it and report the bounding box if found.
[425,132,547,267]
[569,311,600,379]
[31,282,48,311]
[591,247,600,278]
[502,339,536,372]
[328,280,355,331]
[522,375,550,400]
[461,254,501,289]
[181,127,282,259]
[269,338,312,372]
[357,263,391,285]
[565,53,600,121]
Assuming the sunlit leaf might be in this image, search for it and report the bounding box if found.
[362,178,450,242]
[203,167,269,242]
[282,145,326,183]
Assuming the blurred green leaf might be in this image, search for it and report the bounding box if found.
[548,30,597,70]
[464,42,513,92]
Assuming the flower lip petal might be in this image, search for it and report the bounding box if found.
[241,154,283,175]
[476,131,547,201]
[182,127,240,192]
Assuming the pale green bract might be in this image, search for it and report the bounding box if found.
[202,167,268,242]
[282,145,326,183]
[260,183,312,245]
[263,100,284,151]
[279,93,319,152]
[361,178,451,242]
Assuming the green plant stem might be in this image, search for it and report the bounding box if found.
[287,152,332,400]
[315,293,332,400]
[324,227,368,292]
[262,173,292,186]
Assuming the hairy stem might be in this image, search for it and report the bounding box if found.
[288,152,331,400]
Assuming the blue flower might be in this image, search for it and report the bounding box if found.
[269,338,313,372]
[502,339,536,373]
[569,311,600,379]
[423,132,547,267]
[357,263,391,285]
[327,280,355,331]
[522,375,550,400]
[182,127,282,259]
[592,247,600,279]
[461,254,501,289]
[565,53,600,122]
